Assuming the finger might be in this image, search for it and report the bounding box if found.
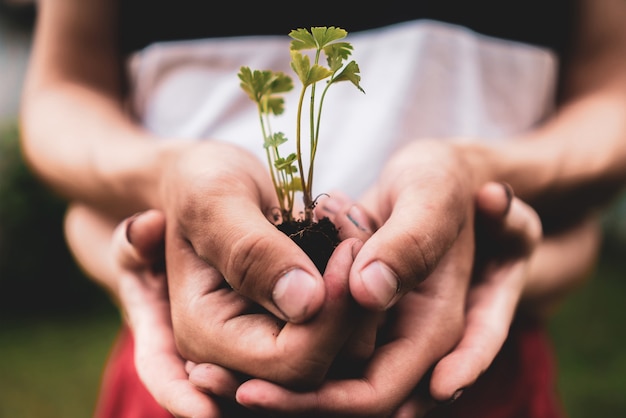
[428,259,527,402]
[125,210,167,260]
[65,206,223,417]
[112,209,166,270]
[475,181,513,219]
[172,142,328,324]
[236,287,460,416]
[188,362,243,400]
[235,329,428,417]
[189,199,326,323]
[170,238,367,389]
[316,194,381,364]
[275,239,368,387]
[476,182,542,253]
[429,193,542,401]
[315,192,377,242]
[133,319,224,418]
[334,310,380,369]
[349,185,469,311]
[391,396,435,418]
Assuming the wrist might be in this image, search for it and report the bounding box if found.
[93,131,189,216]
[452,140,503,192]
[454,139,557,204]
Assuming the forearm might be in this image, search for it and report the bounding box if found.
[518,215,602,319]
[20,83,177,216]
[463,0,626,227]
[19,0,179,217]
[64,203,122,305]
[491,90,626,220]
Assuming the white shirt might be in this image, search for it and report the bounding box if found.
[127,19,557,199]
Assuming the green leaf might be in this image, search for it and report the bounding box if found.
[284,152,298,165]
[290,51,311,84]
[289,27,348,51]
[312,26,348,47]
[332,61,365,93]
[269,72,294,94]
[289,28,318,50]
[324,42,354,71]
[283,165,298,175]
[275,153,298,169]
[290,51,333,86]
[237,66,257,101]
[288,177,303,191]
[238,67,293,105]
[263,132,288,149]
[263,96,286,116]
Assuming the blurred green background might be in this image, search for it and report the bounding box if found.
[1,2,625,417]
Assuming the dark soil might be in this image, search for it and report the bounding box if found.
[276,217,340,273]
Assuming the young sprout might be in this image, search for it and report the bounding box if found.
[238,26,364,223]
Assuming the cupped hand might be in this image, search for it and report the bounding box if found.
[65,206,248,417]
[339,139,491,311]
[108,209,373,415]
[159,140,326,324]
[158,140,374,387]
[234,181,542,417]
[115,210,247,418]
[231,139,487,416]
[167,224,371,388]
[159,140,382,387]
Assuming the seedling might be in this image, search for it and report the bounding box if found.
[238,26,364,224]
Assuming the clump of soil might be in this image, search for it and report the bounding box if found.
[276,217,340,274]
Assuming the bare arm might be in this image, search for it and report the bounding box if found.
[520,214,602,318]
[468,0,626,225]
[20,0,333,327]
[19,0,174,216]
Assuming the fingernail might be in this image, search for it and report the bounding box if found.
[436,388,465,406]
[125,218,137,245]
[320,196,342,215]
[358,261,399,309]
[347,205,371,233]
[500,182,513,214]
[273,269,319,321]
[448,389,464,404]
[125,212,144,245]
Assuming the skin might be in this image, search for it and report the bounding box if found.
[232,186,601,417]
[20,0,329,326]
[66,184,600,417]
[20,0,625,416]
[65,207,227,418]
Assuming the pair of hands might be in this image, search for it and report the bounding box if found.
[107,138,540,417]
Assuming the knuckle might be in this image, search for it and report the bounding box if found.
[274,356,329,389]
[223,233,277,293]
[395,228,440,288]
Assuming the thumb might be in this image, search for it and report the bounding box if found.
[349,198,465,311]
[114,209,166,270]
[191,199,328,324]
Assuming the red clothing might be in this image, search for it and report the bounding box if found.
[95,319,565,418]
[426,319,566,418]
[93,327,173,418]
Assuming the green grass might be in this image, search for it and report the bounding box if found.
[0,308,121,418]
[549,249,626,418]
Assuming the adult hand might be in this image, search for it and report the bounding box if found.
[158,140,377,387]
[115,211,254,417]
[159,140,327,324]
[336,139,490,311]
[234,181,542,417]
[65,206,250,417]
[205,139,489,416]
